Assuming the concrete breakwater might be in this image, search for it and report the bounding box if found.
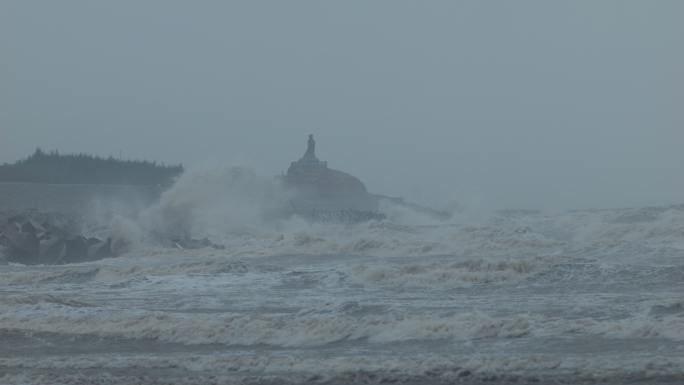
[0,210,113,265]
[0,183,161,265]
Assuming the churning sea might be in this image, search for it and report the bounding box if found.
[1,172,683,384]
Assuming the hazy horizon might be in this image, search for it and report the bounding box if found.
[1,1,682,211]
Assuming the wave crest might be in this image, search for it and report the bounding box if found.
[1,311,682,346]
[348,256,559,286]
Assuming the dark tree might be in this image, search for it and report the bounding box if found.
[0,148,183,186]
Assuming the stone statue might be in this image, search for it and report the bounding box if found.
[302,134,317,160]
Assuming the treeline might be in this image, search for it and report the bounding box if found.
[0,148,183,186]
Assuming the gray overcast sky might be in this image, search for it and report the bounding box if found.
[1,1,682,210]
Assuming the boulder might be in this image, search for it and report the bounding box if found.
[0,225,39,264]
[37,237,67,265]
[64,235,88,264]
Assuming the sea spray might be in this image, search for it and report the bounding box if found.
[136,166,289,240]
[108,215,142,254]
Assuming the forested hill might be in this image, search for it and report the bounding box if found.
[0,148,183,186]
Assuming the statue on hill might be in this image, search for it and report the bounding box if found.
[286,134,368,196]
[302,134,317,160]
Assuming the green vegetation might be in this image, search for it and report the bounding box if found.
[0,148,183,186]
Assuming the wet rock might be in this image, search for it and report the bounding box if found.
[21,218,47,235]
[1,210,114,265]
[0,225,39,265]
[37,237,67,265]
[7,215,26,226]
[64,235,88,264]
[47,225,70,239]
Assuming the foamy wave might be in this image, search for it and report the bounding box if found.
[347,256,559,286]
[641,297,684,309]
[579,220,684,245]
[113,204,684,259]
[265,223,566,257]
[92,260,283,282]
[0,266,100,285]
[0,355,682,384]
[0,260,283,285]
[441,226,567,255]
[0,294,94,308]
[501,206,684,246]
[1,311,682,346]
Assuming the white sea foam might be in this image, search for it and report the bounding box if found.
[576,217,684,245]
[500,205,684,246]
[286,204,684,256]
[0,259,283,285]
[1,310,682,346]
[347,256,560,286]
[0,294,94,308]
[5,174,684,385]
[257,222,567,258]
[641,297,684,309]
[93,187,684,260]
[94,260,283,282]
[0,266,101,285]
[0,354,682,384]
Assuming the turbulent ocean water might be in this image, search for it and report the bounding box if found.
[1,171,683,384]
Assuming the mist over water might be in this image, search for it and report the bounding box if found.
[1,168,683,384]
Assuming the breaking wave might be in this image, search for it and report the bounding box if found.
[0,266,101,285]
[347,256,560,286]
[0,260,283,285]
[88,184,684,260]
[137,166,288,238]
[1,311,682,346]
[0,294,94,308]
[641,297,684,309]
[0,354,682,382]
[261,224,567,258]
